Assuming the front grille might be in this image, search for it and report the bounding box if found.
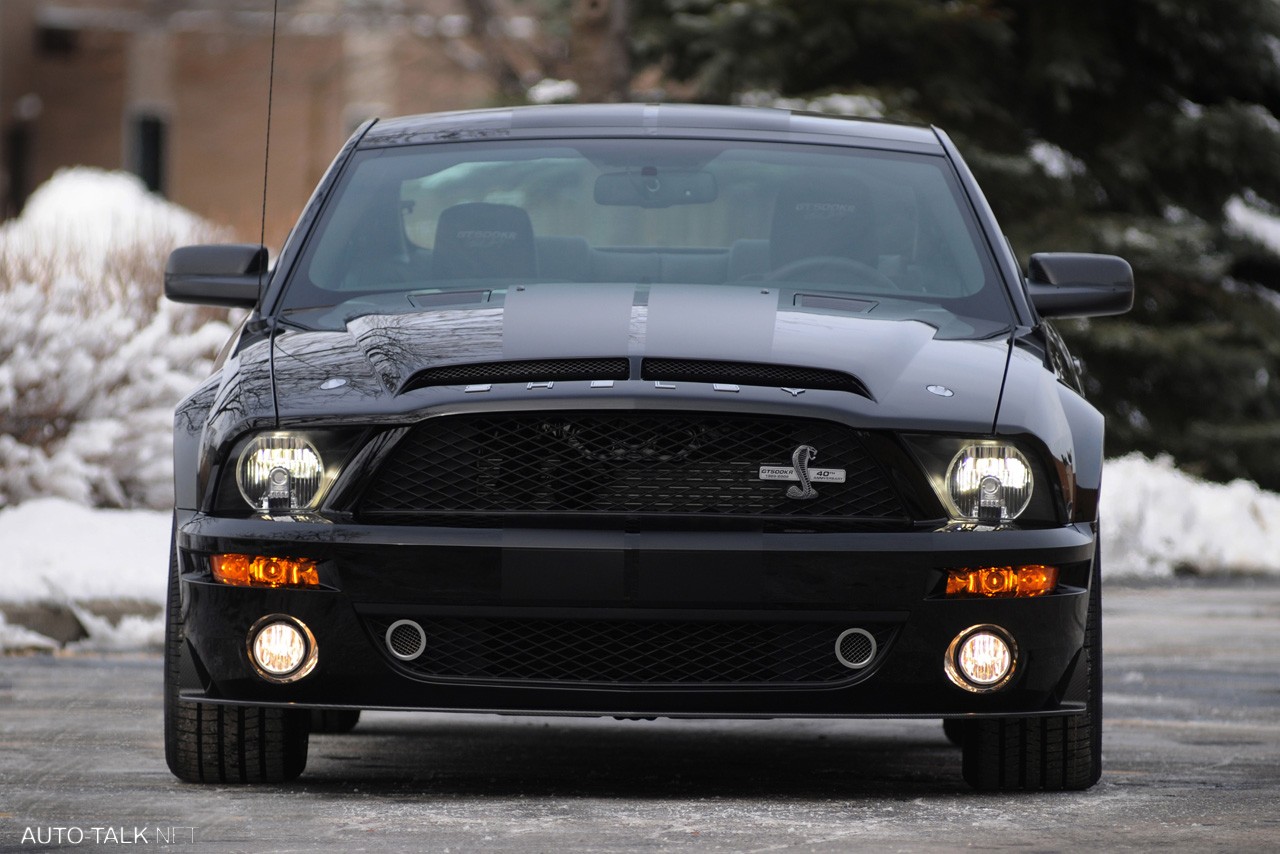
[365,615,898,686]
[355,412,905,524]
[401,357,630,392]
[642,358,871,398]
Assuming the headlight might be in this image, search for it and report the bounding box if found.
[903,435,1064,526]
[214,429,363,518]
[945,443,1033,523]
[237,433,326,513]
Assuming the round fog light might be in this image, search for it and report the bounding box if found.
[945,625,1017,693]
[248,616,318,683]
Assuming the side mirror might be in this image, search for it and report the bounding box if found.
[165,244,268,308]
[1026,253,1134,318]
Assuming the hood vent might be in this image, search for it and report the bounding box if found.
[401,357,630,393]
[401,356,871,398]
[642,358,872,400]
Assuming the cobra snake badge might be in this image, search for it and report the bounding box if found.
[786,445,820,500]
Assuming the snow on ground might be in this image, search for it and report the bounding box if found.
[0,499,170,652]
[1100,453,1280,578]
[64,604,167,651]
[0,498,171,603]
[1,454,1278,651]
[0,613,58,652]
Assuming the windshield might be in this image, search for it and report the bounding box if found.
[280,137,1013,337]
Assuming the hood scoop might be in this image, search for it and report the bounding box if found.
[399,354,872,399]
[400,357,630,393]
[641,358,873,400]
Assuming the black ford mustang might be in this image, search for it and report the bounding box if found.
[163,104,1132,790]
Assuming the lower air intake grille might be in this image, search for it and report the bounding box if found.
[366,615,897,686]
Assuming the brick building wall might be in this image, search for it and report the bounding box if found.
[1,1,510,248]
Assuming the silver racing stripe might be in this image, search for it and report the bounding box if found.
[501,283,636,359]
[645,285,778,360]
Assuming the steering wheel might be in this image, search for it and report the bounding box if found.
[765,255,896,289]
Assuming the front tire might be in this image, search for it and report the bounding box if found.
[164,525,309,783]
[961,549,1103,791]
[310,709,361,733]
[942,718,967,746]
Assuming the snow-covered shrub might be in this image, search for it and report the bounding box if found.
[0,168,237,509]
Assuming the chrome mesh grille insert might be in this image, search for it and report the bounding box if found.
[835,628,876,669]
[366,615,897,686]
[356,412,905,524]
[386,620,426,660]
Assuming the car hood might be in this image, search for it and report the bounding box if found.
[269,284,1012,430]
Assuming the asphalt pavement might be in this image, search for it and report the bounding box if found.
[1,580,1278,853]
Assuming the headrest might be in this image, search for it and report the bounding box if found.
[769,175,875,270]
[433,202,536,280]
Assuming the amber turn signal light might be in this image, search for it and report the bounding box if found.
[945,565,1058,598]
[211,554,319,589]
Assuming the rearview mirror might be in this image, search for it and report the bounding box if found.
[594,169,718,208]
[165,244,267,308]
[1026,253,1134,318]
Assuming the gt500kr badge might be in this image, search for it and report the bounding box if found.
[758,445,846,499]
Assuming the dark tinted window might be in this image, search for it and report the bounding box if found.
[282,138,1012,336]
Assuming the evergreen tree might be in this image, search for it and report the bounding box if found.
[634,0,1280,489]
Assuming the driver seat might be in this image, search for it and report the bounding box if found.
[769,175,876,281]
[433,202,537,280]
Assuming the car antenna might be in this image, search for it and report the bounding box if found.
[258,0,279,296]
[261,0,281,425]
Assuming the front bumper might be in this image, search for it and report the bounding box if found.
[175,514,1096,718]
